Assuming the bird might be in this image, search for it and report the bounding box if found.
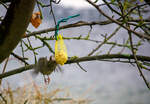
[33,56,57,84]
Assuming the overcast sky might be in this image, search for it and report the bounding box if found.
[60,0,103,8]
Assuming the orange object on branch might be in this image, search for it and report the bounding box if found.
[30,12,42,28]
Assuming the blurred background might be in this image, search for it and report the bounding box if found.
[0,0,150,103]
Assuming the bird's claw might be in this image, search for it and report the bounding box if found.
[44,75,50,84]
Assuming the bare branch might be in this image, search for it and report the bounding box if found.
[77,63,87,72]
[88,26,121,56]
[127,24,150,89]
[24,21,113,38]
[11,52,29,65]
[86,0,150,40]
[0,54,150,79]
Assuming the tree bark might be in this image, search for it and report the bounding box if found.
[0,0,12,3]
[144,0,150,6]
[0,0,36,63]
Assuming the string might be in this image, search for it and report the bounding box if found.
[54,14,80,40]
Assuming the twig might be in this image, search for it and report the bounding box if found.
[49,0,57,25]
[11,52,29,65]
[36,0,43,19]
[98,2,113,6]
[86,0,150,40]
[20,40,26,66]
[0,93,7,104]
[2,57,9,73]
[122,3,147,20]
[88,26,121,56]
[26,37,37,64]
[118,38,129,54]
[24,100,28,104]
[0,1,8,9]
[128,24,150,89]
[77,63,87,72]
[0,56,9,85]
[99,59,136,64]
[107,44,116,54]
[36,36,55,54]
[102,0,121,16]
[52,0,61,4]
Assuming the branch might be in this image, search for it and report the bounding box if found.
[0,54,150,79]
[0,0,36,63]
[86,0,150,40]
[24,18,150,38]
[24,21,113,38]
[0,64,35,79]
[88,26,121,56]
[128,24,150,89]
[11,52,29,65]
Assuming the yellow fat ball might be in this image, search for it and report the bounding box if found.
[55,34,68,65]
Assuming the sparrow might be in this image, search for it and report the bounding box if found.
[34,56,57,84]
